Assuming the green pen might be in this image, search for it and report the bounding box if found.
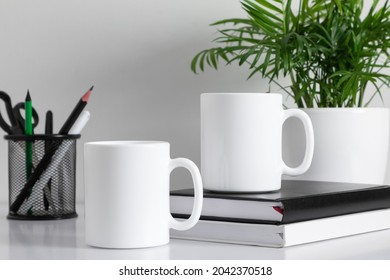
[25,90,33,179]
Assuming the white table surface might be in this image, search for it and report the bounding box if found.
[1,203,390,260]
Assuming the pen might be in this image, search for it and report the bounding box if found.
[43,110,53,210]
[68,110,90,134]
[58,86,93,135]
[45,110,53,135]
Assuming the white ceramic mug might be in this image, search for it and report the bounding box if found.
[84,141,203,248]
[201,93,314,192]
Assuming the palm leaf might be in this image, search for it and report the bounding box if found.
[191,0,390,107]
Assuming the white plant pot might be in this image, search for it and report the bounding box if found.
[283,108,390,184]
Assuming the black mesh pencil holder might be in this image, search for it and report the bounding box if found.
[5,134,80,220]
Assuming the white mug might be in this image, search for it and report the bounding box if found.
[84,141,203,248]
[201,93,314,192]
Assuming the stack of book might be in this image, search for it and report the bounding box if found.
[170,180,390,247]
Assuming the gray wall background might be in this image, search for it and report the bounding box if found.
[0,0,389,202]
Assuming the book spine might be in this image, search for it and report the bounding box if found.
[282,187,390,224]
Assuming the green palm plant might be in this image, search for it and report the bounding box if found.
[191,0,390,108]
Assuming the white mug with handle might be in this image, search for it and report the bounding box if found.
[201,93,314,192]
[84,141,203,248]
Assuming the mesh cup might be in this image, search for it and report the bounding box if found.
[5,134,80,220]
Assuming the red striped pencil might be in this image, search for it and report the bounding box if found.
[59,86,93,134]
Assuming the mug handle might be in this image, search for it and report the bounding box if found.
[282,109,315,176]
[168,158,203,231]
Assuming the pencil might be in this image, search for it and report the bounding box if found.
[58,86,93,135]
[25,90,33,179]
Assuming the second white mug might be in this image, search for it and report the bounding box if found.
[84,141,203,248]
[201,93,314,192]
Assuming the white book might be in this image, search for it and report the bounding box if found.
[171,209,390,248]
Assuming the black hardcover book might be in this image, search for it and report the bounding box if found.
[170,180,390,224]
